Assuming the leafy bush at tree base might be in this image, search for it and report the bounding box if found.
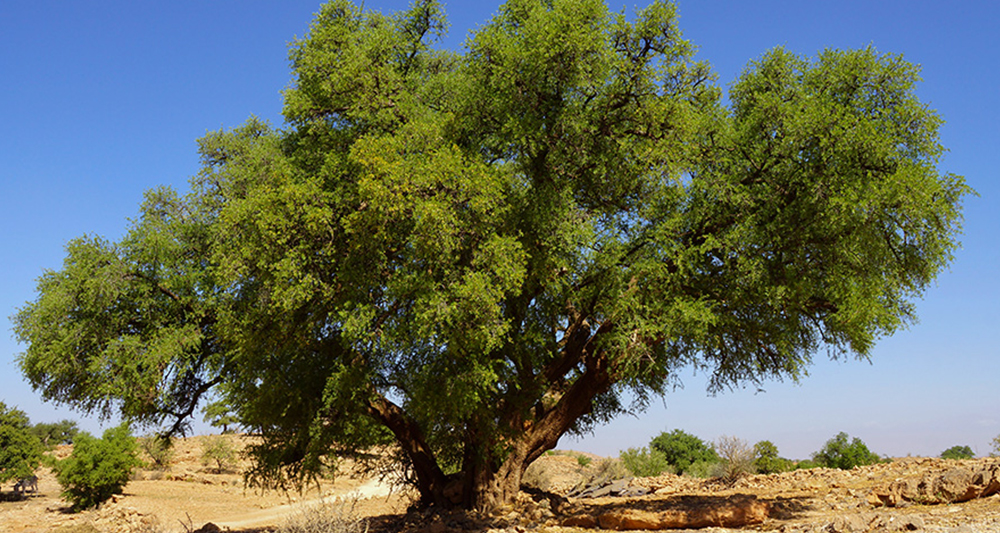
[54,424,141,511]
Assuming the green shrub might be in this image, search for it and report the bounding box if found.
[792,459,821,470]
[812,432,882,470]
[649,429,719,475]
[619,446,670,477]
[201,434,238,473]
[138,435,174,471]
[715,435,755,482]
[54,424,141,511]
[0,403,43,485]
[991,434,1000,458]
[684,459,719,478]
[940,445,975,460]
[753,440,792,474]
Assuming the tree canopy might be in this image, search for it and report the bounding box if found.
[14,0,969,510]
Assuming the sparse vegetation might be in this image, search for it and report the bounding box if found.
[277,501,367,533]
[941,445,975,460]
[714,435,755,482]
[991,434,1000,458]
[53,424,141,511]
[200,434,238,473]
[577,458,631,489]
[139,435,174,471]
[812,432,882,470]
[649,429,719,475]
[619,446,670,477]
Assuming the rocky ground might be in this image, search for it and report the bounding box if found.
[1,437,997,533]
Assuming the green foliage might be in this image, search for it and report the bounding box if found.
[202,401,240,434]
[138,435,174,471]
[54,425,141,511]
[940,445,974,460]
[714,435,755,482]
[812,432,882,470]
[29,419,80,447]
[201,435,238,473]
[619,446,670,477]
[752,440,792,474]
[576,455,592,467]
[0,402,44,485]
[792,459,822,470]
[649,430,719,475]
[991,435,1000,458]
[13,0,971,509]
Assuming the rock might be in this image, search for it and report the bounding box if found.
[936,468,978,503]
[827,514,867,533]
[594,496,768,530]
[193,523,222,533]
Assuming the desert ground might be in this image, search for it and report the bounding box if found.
[1,436,998,533]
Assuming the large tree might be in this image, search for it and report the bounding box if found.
[14,0,969,510]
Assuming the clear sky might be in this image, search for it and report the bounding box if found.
[2,1,997,461]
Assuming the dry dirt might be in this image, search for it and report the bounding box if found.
[1,437,998,533]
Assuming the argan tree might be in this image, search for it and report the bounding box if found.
[0,403,43,486]
[14,0,969,510]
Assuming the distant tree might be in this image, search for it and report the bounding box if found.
[649,430,719,475]
[812,432,882,470]
[202,401,240,434]
[12,0,971,511]
[753,440,791,474]
[200,435,238,473]
[53,425,141,511]
[0,402,44,485]
[991,435,1000,458]
[940,445,975,460]
[30,419,79,447]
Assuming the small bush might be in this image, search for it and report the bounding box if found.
[991,434,1000,458]
[54,424,141,511]
[715,435,755,482]
[278,501,367,533]
[792,459,821,470]
[940,445,975,460]
[684,459,719,478]
[619,446,670,477]
[138,435,174,471]
[201,435,238,473]
[649,429,719,475]
[812,432,882,470]
[576,455,592,467]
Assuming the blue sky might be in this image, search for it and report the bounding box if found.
[1,1,997,461]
